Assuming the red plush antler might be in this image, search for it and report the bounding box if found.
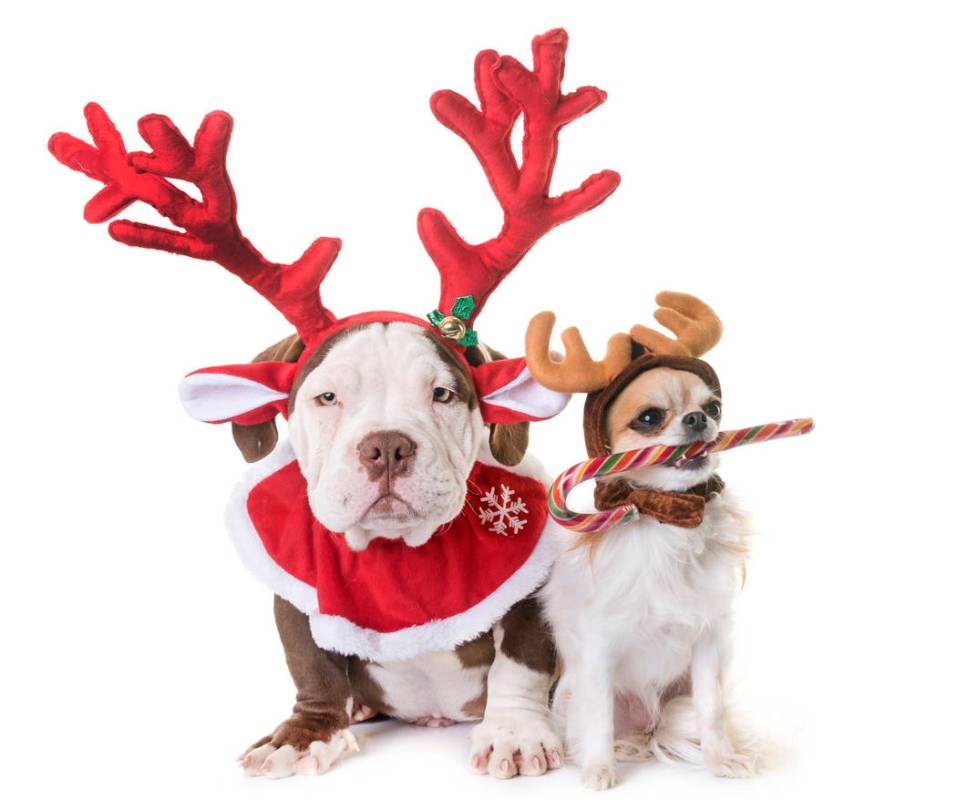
[48,103,340,342]
[419,28,621,320]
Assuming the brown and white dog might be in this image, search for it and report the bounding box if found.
[49,28,620,782]
[230,326,563,779]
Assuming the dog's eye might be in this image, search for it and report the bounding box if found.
[704,400,722,419]
[433,387,456,404]
[315,392,337,406]
[630,407,665,430]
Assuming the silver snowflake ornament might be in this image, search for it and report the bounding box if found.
[478,483,529,536]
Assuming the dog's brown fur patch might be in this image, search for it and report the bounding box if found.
[287,326,371,415]
[430,336,479,409]
[455,630,495,669]
[258,715,344,750]
[250,597,353,752]
[348,658,395,717]
[461,687,488,719]
[500,596,556,676]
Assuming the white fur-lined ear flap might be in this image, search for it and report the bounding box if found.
[472,357,571,425]
[179,362,299,425]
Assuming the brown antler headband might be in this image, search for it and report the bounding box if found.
[525,291,723,393]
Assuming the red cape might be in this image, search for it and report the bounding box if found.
[227,443,559,661]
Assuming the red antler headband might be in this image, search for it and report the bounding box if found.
[49,29,620,427]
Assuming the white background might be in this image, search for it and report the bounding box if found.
[3,1,955,797]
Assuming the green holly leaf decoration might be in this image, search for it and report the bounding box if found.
[426,295,479,347]
[450,295,475,320]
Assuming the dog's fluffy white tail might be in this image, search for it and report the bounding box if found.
[614,696,702,765]
[614,697,760,769]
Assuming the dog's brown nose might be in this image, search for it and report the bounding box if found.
[357,430,417,481]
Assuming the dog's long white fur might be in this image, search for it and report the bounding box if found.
[544,489,755,788]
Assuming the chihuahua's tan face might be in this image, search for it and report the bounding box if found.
[604,367,722,491]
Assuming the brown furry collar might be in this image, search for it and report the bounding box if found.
[593,475,725,529]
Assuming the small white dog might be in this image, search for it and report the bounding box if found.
[527,292,756,789]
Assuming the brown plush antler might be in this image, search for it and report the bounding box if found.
[629,291,723,358]
[48,104,340,343]
[525,311,633,393]
[526,293,723,394]
[420,29,620,320]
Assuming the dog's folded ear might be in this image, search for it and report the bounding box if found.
[231,333,305,462]
[465,344,530,467]
[488,417,530,467]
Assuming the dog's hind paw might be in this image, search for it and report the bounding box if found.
[469,713,563,779]
[614,733,655,761]
[705,747,755,779]
[351,704,377,723]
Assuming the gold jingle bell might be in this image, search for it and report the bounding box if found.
[437,315,467,341]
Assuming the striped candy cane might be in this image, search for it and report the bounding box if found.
[548,418,814,533]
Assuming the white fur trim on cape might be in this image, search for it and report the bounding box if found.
[225,440,559,662]
[480,366,570,420]
[180,373,288,423]
[225,442,318,614]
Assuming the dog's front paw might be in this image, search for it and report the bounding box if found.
[582,759,617,791]
[704,745,755,779]
[469,713,563,779]
[240,720,359,778]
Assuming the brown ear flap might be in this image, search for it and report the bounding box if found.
[231,421,280,464]
[231,333,305,463]
[487,421,530,467]
[464,344,531,466]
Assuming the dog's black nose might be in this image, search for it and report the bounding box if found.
[682,412,708,433]
[357,430,417,481]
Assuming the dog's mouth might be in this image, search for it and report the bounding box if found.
[662,432,719,471]
[363,492,417,522]
[670,454,709,471]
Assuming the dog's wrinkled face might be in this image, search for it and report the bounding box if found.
[604,367,721,491]
[287,322,485,551]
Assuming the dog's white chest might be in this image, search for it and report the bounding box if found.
[546,503,744,692]
[368,650,488,724]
